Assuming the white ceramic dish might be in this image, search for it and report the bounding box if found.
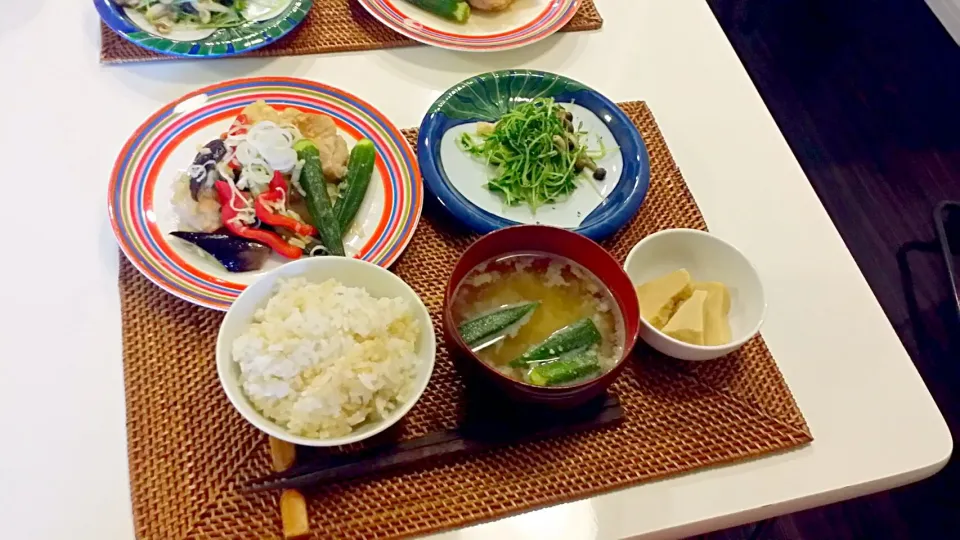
[216,257,436,447]
[623,229,766,361]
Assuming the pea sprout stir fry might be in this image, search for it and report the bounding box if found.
[116,0,250,34]
[458,98,612,212]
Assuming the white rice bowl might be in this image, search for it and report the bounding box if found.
[217,257,435,446]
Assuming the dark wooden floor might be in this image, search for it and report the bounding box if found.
[697,0,960,538]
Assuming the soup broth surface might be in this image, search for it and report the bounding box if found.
[452,253,624,385]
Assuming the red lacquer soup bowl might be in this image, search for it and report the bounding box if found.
[443,225,641,408]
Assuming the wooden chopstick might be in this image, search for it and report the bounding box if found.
[248,396,623,493]
[269,437,310,539]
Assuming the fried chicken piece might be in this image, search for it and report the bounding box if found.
[240,100,349,181]
[294,113,349,181]
[241,100,300,125]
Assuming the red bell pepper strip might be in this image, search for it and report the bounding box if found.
[213,180,302,259]
[222,114,247,169]
[221,114,249,140]
[255,172,318,237]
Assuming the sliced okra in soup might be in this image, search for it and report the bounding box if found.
[528,350,602,387]
[457,301,540,349]
[509,318,602,367]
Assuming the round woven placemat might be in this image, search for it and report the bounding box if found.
[118,101,811,539]
[100,0,605,63]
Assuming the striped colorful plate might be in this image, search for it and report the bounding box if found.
[109,77,422,311]
[357,0,580,52]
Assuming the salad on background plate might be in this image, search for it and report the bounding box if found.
[169,99,370,269]
[95,0,312,57]
[115,0,263,34]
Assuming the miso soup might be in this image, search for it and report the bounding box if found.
[452,253,624,386]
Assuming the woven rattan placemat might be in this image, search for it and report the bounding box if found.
[100,0,604,63]
[118,101,811,539]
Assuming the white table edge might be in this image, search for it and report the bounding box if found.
[641,442,953,539]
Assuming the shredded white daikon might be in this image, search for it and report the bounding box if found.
[222,176,256,225]
[215,160,235,184]
[186,164,205,179]
[290,159,307,197]
[287,237,307,249]
[186,159,221,191]
[224,121,303,193]
[173,118,307,231]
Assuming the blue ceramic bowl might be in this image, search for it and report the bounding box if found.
[94,0,312,59]
[418,70,650,241]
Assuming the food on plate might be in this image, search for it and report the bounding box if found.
[635,270,733,346]
[333,140,377,232]
[403,0,471,23]
[169,231,271,272]
[169,101,374,270]
[451,253,624,387]
[634,269,693,329]
[254,174,318,238]
[468,0,517,11]
[214,178,303,259]
[244,100,349,181]
[294,140,345,256]
[115,0,277,35]
[458,97,609,212]
[171,175,222,232]
[508,318,602,367]
[400,0,521,24]
[232,278,422,438]
[457,301,540,349]
[188,139,228,200]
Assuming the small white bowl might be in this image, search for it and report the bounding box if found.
[623,229,766,361]
[216,257,436,447]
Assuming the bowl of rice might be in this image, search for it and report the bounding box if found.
[216,257,436,447]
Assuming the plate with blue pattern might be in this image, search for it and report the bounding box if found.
[417,70,650,241]
[95,0,312,58]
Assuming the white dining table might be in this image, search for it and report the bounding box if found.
[0,1,951,539]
